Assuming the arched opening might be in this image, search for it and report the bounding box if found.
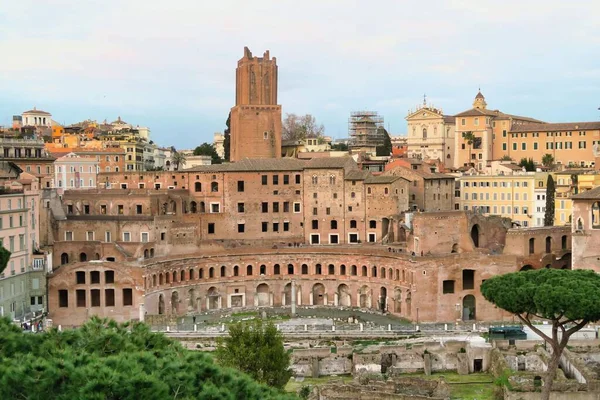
[166,272,170,284]
[359,286,370,308]
[451,243,459,253]
[207,287,219,310]
[395,269,399,281]
[260,265,266,275]
[406,291,412,317]
[462,295,476,321]
[231,265,238,276]
[256,283,270,307]
[180,270,185,281]
[529,238,535,254]
[577,217,584,231]
[199,202,206,213]
[220,266,226,277]
[315,264,322,275]
[388,268,392,280]
[340,264,346,275]
[561,235,567,250]
[246,265,253,276]
[95,253,100,260]
[381,267,386,279]
[158,294,165,315]
[172,271,177,283]
[61,253,69,265]
[394,288,402,313]
[169,200,176,214]
[209,267,214,278]
[152,274,157,286]
[194,182,201,192]
[422,127,427,139]
[144,249,149,259]
[312,283,325,306]
[187,289,195,311]
[301,264,308,274]
[520,265,534,271]
[288,264,294,275]
[150,248,154,257]
[190,201,197,213]
[372,266,377,277]
[546,236,552,253]
[274,264,280,275]
[79,253,87,262]
[470,225,480,248]
[159,273,164,285]
[199,268,204,279]
[328,264,335,275]
[338,284,351,307]
[362,265,367,276]
[545,264,551,269]
[380,287,388,312]
[211,182,218,192]
[189,269,195,280]
[283,283,292,306]
[351,265,357,276]
[593,202,600,228]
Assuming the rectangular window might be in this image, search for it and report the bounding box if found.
[86,231,94,241]
[90,271,100,284]
[76,290,86,307]
[136,205,143,214]
[312,207,317,216]
[283,222,289,231]
[105,270,115,284]
[283,175,289,185]
[208,223,215,234]
[533,143,538,150]
[262,222,268,232]
[312,220,319,229]
[210,203,220,213]
[462,269,475,290]
[442,280,455,294]
[273,202,279,212]
[502,143,507,151]
[91,289,100,307]
[105,289,115,307]
[59,290,68,307]
[141,232,149,243]
[123,232,131,242]
[65,231,73,241]
[84,205,90,214]
[273,222,279,232]
[262,202,268,213]
[295,174,301,184]
[521,143,526,150]
[237,181,244,192]
[237,223,245,233]
[261,175,267,185]
[293,202,301,213]
[512,143,517,151]
[76,271,86,284]
[237,202,245,213]
[272,175,279,185]
[123,288,133,306]
[283,202,290,212]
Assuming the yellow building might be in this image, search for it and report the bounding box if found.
[458,172,548,227]
[453,91,600,170]
[554,170,600,226]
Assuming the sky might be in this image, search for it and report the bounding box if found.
[0,0,599,149]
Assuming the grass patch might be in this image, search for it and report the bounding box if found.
[285,375,353,393]
[400,372,496,400]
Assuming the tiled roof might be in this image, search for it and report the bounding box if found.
[344,170,370,180]
[443,115,455,124]
[572,186,600,200]
[509,121,600,133]
[454,108,542,123]
[364,175,401,184]
[23,109,51,115]
[185,158,305,172]
[304,156,356,169]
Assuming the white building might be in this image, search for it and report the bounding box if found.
[22,108,52,128]
[213,132,225,159]
[54,153,99,194]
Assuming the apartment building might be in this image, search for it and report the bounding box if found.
[458,172,548,227]
[554,170,600,226]
[0,164,48,320]
[53,153,100,194]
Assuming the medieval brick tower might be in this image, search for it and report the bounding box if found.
[230,47,282,162]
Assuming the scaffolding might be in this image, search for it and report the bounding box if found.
[348,111,385,148]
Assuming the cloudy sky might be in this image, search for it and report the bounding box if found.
[1,1,599,149]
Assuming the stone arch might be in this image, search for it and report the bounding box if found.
[451,243,459,253]
[220,266,226,277]
[159,273,164,285]
[180,270,185,282]
[247,265,253,276]
[388,268,392,280]
[79,252,87,262]
[362,265,367,276]
[144,249,149,259]
[207,287,220,310]
[380,287,388,312]
[529,238,535,254]
[189,268,195,280]
[233,265,239,276]
[95,253,100,260]
[301,264,308,274]
[520,264,534,271]
[256,283,270,307]
[394,288,402,313]
[576,217,584,231]
[372,266,377,278]
[351,265,357,276]
[328,264,335,275]
[152,274,157,286]
[187,288,195,311]
[61,253,69,265]
[288,264,294,275]
[312,283,326,306]
[190,201,197,213]
[381,267,386,279]
[158,294,165,315]
[338,284,351,307]
[340,264,347,275]
[545,236,552,253]
[172,271,177,283]
[199,201,206,213]
[209,267,214,278]
[359,286,371,308]
[463,295,476,321]
[260,264,266,275]
[171,291,179,314]
[471,224,480,248]
[199,268,204,279]
[166,273,170,284]
[283,283,292,306]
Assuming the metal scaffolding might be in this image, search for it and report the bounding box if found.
[348,111,385,148]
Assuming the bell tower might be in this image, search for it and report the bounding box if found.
[230,47,282,162]
[473,90,487,110]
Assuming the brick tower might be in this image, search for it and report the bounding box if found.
[230,47,282,161]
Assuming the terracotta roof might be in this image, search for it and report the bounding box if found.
[454,108,542,123]
[572,186,600,200]
[344,170,370,180]
[509,121,600,133]
[364,175,401,184]
[475,91,485,99]
[443,115,455,124]
[185,158,305,172]
[23,108,51,115]
[304,156,356,169]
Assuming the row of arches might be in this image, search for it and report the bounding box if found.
[146,262,417,290]
[154,283,412,316]
[528,235,569,255]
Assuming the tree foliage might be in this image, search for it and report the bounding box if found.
[518,158,535,171]
[331,142,348,152]
[0,246,10,275]
[463,132,476,166]
[171,151,186,171]
[282,114,324,141]
[542,153,554,168]
[223,112,231,162]
[0,317,293,400]
[500,155,513,161]
[193,143,223,164]
[375,127,392,156]
[481,269,600,399]
[544,174,555,226]
[215,320,292,390]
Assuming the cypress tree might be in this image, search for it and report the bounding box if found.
[544,174,555,226]
[223,112,231,162]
